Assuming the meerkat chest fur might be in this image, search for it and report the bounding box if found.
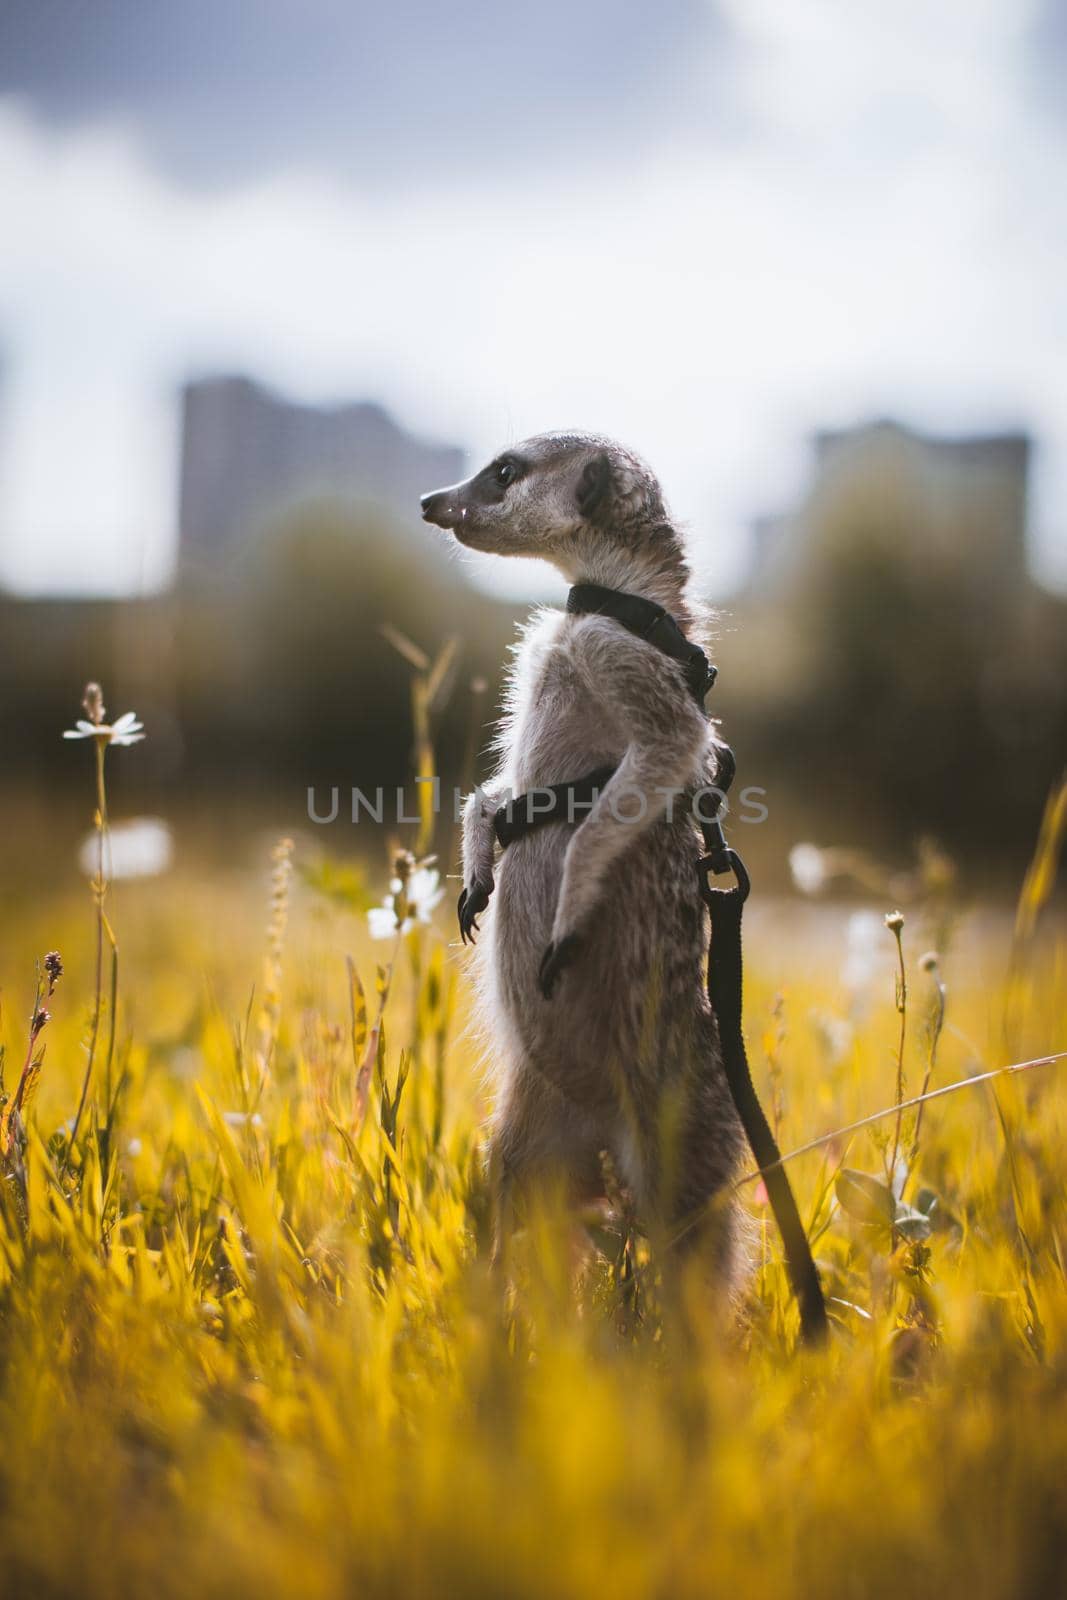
[499,610,640,793]
[486,602,716,1098]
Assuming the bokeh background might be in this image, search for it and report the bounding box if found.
[1,0,1065,894]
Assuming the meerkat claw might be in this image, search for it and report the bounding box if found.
[458,882,491,943]
[538,934,582,999]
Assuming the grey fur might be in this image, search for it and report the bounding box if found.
[422,432,745,1280]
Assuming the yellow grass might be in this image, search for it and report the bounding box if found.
[1,787,1065,1599]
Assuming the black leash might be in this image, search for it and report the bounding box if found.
[694,753,829,1347]
[467,584,829,1346]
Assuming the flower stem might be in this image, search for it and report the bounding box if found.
[906,962,945,1183]
[69,737,117,1160]
[887,920,908,1186]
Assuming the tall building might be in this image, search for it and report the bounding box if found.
[178,376,465,558]
[749,420,1031,598]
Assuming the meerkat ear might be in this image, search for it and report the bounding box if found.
[576,452,611,519]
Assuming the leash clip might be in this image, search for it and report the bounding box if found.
[698,829,751,903]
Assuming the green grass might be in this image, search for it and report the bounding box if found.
[1,742,1065,1598]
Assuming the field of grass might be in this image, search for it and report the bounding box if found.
[1,715,1066,1599]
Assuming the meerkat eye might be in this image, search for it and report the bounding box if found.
[494,459,518,489]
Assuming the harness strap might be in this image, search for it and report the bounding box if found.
[493,765,617,850]
[567,582,716,705]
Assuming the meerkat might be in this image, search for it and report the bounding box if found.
[421,432,746,1285]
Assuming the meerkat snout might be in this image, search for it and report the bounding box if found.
[420,488,459,528]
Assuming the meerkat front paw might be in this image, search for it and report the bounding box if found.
[537,933,583,999]
[457,876,493,944]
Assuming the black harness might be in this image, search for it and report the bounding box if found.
[568,582,717,703]
[474,582,828,1346]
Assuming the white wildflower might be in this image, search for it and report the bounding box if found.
[789,842,828,896]
[811,1011,854,1065]
[63,709,145,746]
[367,860,445,940]
[408,866,445,918]
[841,910,884,994]
[368,905,402,941]
[78,817,172,880]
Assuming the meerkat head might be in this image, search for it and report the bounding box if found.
[420,431,666,563]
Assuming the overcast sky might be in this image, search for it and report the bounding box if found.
[1,0,1065,599]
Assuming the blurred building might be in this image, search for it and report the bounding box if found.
[178,375,465,561]
[731,417,1065,867]
[750,420,1031,598]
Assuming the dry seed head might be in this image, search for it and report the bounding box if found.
[259,837,295,1062]
[265,838,295,962]
[884,910,905,933]
[392,849,416,885]
[82,682,106,726]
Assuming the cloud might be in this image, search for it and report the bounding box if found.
[1030,0,1067,112]
[0,0,724,188]
[0,0,1064,599]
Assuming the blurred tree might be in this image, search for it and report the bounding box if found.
[723,424,1067,870]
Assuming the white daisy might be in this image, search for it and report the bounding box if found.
[77,817,172,880]
[407,866,445,923]
[789,842,828,896]
[367,860,445,940]
[63,709,145,747]
[368,904,403,941]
